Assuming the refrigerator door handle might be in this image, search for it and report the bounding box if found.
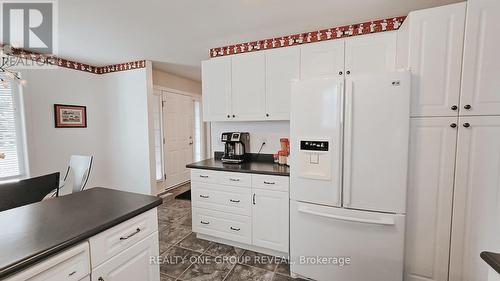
[298,207,395,226]
[343,80,354,207]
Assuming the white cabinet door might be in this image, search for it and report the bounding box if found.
[407,3,466,117]
[92,232,160,281]
[344,31,397,75]
[231,52,266,121]
[405,117,457,281]
[449,116,500,281]
[460,0,500,116]
[252,189,289,253]
[265,47,300,120]
[300,39,344,79]
[202,57,231,121]
[343,72,410,214]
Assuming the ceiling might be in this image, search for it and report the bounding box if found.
[59,0,462,81]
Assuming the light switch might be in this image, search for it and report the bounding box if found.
[310,154,319,164]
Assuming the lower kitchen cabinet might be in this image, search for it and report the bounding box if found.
[449,116,500,281]
[91,232,160,281]
[405,117,457,281]
[252,188,289,253]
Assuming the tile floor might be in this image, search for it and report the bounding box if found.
[157,185,306,281]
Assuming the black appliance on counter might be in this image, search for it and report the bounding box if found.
[221,132,250,164]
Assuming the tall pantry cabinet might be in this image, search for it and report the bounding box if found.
[398,1,500,281]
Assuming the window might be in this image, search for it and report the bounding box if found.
[152,93,164,181]
[0,76,27,181]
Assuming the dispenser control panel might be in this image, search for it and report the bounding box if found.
[300,141,329,151]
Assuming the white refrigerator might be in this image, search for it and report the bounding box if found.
[289,72,410,281]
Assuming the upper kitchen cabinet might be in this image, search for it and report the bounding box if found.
[344,32,396,75]
[398,2,466,117]
[460,0,500,116]
[231,52,267,121]
[202,57,232,121]
[265,47,300,120]
[300,39,345,79]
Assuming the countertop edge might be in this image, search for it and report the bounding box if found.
[481,251,500,275]
[186,163,290,176]
[0,198,162,279]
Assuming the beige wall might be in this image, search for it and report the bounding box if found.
[152,69,201,94]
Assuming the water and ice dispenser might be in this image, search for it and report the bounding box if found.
[297,139,332,181]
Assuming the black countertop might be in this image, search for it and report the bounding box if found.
[186,158,289,176]
[481,251,500,275]
[0,187,162,279]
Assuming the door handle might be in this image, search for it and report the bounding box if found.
[119,228,141,240]
[298,208,395,226]
[253,193,256,205]
[189,142,193,145]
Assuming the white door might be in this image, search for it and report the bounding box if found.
[405,117,458,281]
[163,92,194,188]
[265,47,300,120]
[252,188,289,253]
[202,57,231,121]
[460,0,500,116]
[92,232,160,281]
[449,116,500,281]
[300,39,345,79]
[290,201,406,281]
[231,52,266,121]
[407,2,466,117]
[344,31,397,75]
[290,77,344,207]
[343,72,410,214]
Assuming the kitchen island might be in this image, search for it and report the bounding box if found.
[0,187,162,280]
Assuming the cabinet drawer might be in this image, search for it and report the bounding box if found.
[193,207,251,244]
[220,172,251,187]
[192,182,251,216]
[89,209,158,268]
[191,169,219,184]
[6,243,90,281]
[252,174,289,192]
[91,232,160,281]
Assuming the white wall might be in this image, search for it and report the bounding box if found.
[21,64,156,195]
[210,121,289,155]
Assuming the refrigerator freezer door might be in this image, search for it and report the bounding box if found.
[343,71,410,214]
[290,200,405,281]
[290,77,344,207]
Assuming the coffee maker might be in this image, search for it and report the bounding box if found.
[221,132,250,164]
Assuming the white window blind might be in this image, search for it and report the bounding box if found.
[0,76,25,180]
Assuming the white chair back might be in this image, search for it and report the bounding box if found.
[64,155,93,193]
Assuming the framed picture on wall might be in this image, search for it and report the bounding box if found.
[54,104,87,128]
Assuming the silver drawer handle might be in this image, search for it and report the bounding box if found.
[200,220,210,225]
[229,178,240,182]
[263,181,275,185]
[200,195,209,198]
[68,271,77,276]
[199,175,209,178]
[230,199,240,203]
[119,228,141,240]
[230,227,241,231]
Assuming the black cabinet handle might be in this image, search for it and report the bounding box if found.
[463,123,471,128]
[451,105,458,111]
[119,228,141,240]
[227,115,230,118]
[229,178,240,182]
[346,70,351,75]
[464,104,472,110]
[230,199,240,203]
[98,278,104,281]
[232,115,236,118]
[230,227,241,231]
[263,181,275,185]
[200,195,209,198]
[339,71,343,75]
[200,221,210,225]
[450,123,457,128]
[253,193,256,205]
[199,175,209,178]
[266,113,269,117]
[68,271,77,276]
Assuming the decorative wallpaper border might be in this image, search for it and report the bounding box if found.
[1,44,146,75]
[210,16,406,58]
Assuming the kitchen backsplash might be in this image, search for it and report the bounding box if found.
[210,121,290,155]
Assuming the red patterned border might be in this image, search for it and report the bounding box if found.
[1,44,146,74]
[210,16,406,58]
